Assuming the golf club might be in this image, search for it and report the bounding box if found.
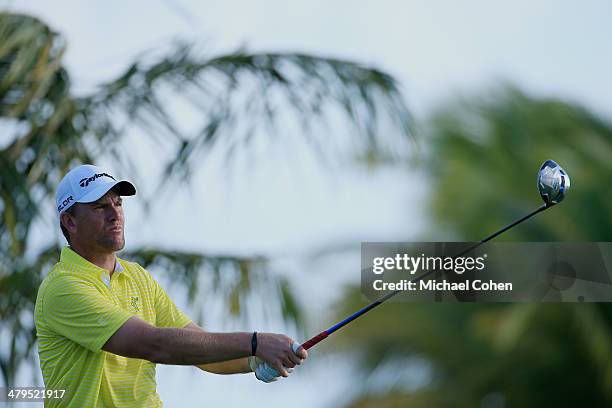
[298,159,571,350]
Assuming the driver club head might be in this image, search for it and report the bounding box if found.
[538,160,570,205]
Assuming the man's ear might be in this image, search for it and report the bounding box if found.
[60,210,78,234]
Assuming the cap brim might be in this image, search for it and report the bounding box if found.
[77,180,136,204]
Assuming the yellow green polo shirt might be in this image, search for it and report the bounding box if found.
[34,247,192,407]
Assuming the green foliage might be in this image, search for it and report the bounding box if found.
[341,85,612,407]
[340,291,612,407]
[427,85,612,241]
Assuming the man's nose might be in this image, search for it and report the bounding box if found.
[107,204,123,221]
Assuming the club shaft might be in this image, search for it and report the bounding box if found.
[301,203,550,350]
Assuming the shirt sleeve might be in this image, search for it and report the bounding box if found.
[41,275,134,352]
[145,268,192,328]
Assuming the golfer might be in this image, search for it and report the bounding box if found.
[34,164,307,407]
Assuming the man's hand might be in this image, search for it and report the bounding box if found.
[255,333,308,377]
[249,342,306,383]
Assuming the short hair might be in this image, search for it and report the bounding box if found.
[60,205,76,245]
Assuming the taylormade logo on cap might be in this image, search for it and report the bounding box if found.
[79,172,115,188]
[55,164,136,216]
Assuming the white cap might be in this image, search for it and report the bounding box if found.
[55,164,136,215]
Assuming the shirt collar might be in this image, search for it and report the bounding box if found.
[60,246,123,276]
[114,259,124,273]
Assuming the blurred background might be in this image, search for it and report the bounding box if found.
[1,1,611,407]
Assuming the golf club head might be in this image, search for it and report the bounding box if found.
[538,160,570,205]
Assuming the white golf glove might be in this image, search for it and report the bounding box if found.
[249,343,302,383]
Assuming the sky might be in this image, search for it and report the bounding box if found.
[3,0,612,406]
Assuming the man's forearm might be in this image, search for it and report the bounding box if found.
[183,322,251,374]
[150,328,252,365]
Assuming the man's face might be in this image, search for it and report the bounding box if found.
[64,190,125,252]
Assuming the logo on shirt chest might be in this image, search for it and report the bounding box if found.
[129,296,140,312]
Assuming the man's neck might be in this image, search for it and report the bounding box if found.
[70,244,117,275]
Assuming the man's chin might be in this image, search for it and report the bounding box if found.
[101,237,125,252]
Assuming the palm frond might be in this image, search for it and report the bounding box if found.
[83,42,414,185]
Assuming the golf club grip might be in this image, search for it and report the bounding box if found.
[301,331,329,349]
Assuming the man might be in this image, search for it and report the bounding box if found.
[34,164,307,407]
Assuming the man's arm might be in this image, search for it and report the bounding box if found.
[102,316,305,377]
